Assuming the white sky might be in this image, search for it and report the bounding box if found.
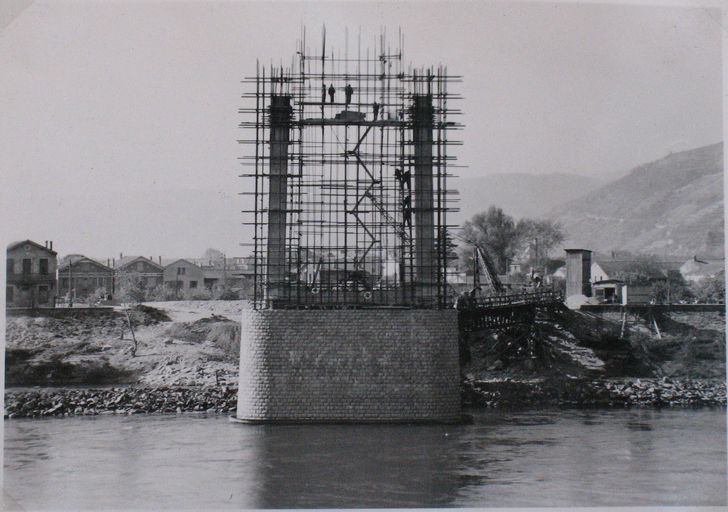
[0,1,723,258]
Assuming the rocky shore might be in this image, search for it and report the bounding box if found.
[5,377,726,419]
[463,377,727,408]
[4,386,238,419]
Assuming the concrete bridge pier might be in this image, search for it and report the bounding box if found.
[412,94,436,302]
[265,95,293,302]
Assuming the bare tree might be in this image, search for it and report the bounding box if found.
[116,271,145,356]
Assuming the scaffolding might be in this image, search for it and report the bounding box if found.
[239,29,462,309]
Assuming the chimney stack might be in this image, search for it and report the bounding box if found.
[44,240,48,248]
[158,256,162,265]
[50,241,53,251]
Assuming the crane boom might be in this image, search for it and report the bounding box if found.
[473,244,503,294]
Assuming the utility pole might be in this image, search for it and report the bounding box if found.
[223,253,227,291]
[69,258,74,308]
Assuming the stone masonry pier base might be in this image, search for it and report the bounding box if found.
[236,309,461,423]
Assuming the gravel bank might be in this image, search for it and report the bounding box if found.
[5,377,726,419]
[462,377,726,408]
[4,387,238,419]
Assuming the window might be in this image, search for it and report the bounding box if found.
[22,259,31,275]
[137,262,144,271]
[7,258,14,275]
[189,280,198,289]
[38,285,49,304]
[61,278,69,289]
[40,259,48,275]
[177,267,186,275]
[98,277,105,288]
[7,286,13,302]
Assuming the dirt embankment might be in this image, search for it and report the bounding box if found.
[5,301,245,387]
[462,307,725,407]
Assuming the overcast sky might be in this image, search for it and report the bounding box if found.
[0,1,723,259]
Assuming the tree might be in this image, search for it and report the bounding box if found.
[460,207,565,275]
[514,218,565,268]
[460,207,518,274]
[691,272,725,303]
[116,271,145,356]
[611,255,693,304]
[203,248,225,265]
[435,227,459,265]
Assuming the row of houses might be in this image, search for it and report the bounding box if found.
[6,240,254,308]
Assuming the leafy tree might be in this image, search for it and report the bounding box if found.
[86,287,107,306]
[203,248,225,265]
[117,272,147,304]
[460,208,565,275]
[610,255,693,303]
[652,274,693,304]
[691,272,725,303]
[460,207,518,274]
[514,218,565,268]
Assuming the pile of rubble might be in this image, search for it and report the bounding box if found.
[598,378,726,407]
[4,386,238,419]
[462,377,727,408]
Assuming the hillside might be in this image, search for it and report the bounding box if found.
[452,173,604,223]
[548,142,724,256]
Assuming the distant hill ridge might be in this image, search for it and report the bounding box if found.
[548,142,724,257]
[453,172,604,223]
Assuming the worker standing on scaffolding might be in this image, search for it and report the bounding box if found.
[321,84,327,104]
[328,84,336,103]
[373,101,380,121]
[344,83,353,105]
[402,194,412,229]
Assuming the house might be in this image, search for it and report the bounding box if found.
[592,279,624,304]
[590,257,684,284]
[58,255,115,301]
[114,256,164,296]
[163,259,204,296]
[6,240,58,307]
[680,255,725,283]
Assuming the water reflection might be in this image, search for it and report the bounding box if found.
[248,424,460,508]
[3,408,726,509]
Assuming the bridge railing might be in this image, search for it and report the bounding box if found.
[471,290,563,309]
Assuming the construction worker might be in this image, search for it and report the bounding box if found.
[321,84,326,104]
[344,84,353,105]
[373,102,380,120]
[403,194,412,229]
[328,84,336,103]
[395,167,411,192]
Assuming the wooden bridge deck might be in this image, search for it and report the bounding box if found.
[458,291,563,332]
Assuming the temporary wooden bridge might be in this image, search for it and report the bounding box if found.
[457,290,564,332]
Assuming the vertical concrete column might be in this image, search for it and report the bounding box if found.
[412,94,436,297]
[565,249,592,298]
[266,95,293,301]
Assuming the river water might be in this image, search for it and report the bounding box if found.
[3,408,726,509]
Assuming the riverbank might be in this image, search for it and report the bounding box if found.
[4,377,726,419]
[4,386,238,418]
[4,301,243,388]
[463,377,726,408]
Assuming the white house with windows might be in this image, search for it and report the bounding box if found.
[163,259,204,296]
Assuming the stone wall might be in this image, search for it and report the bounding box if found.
[236,308,461,423]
